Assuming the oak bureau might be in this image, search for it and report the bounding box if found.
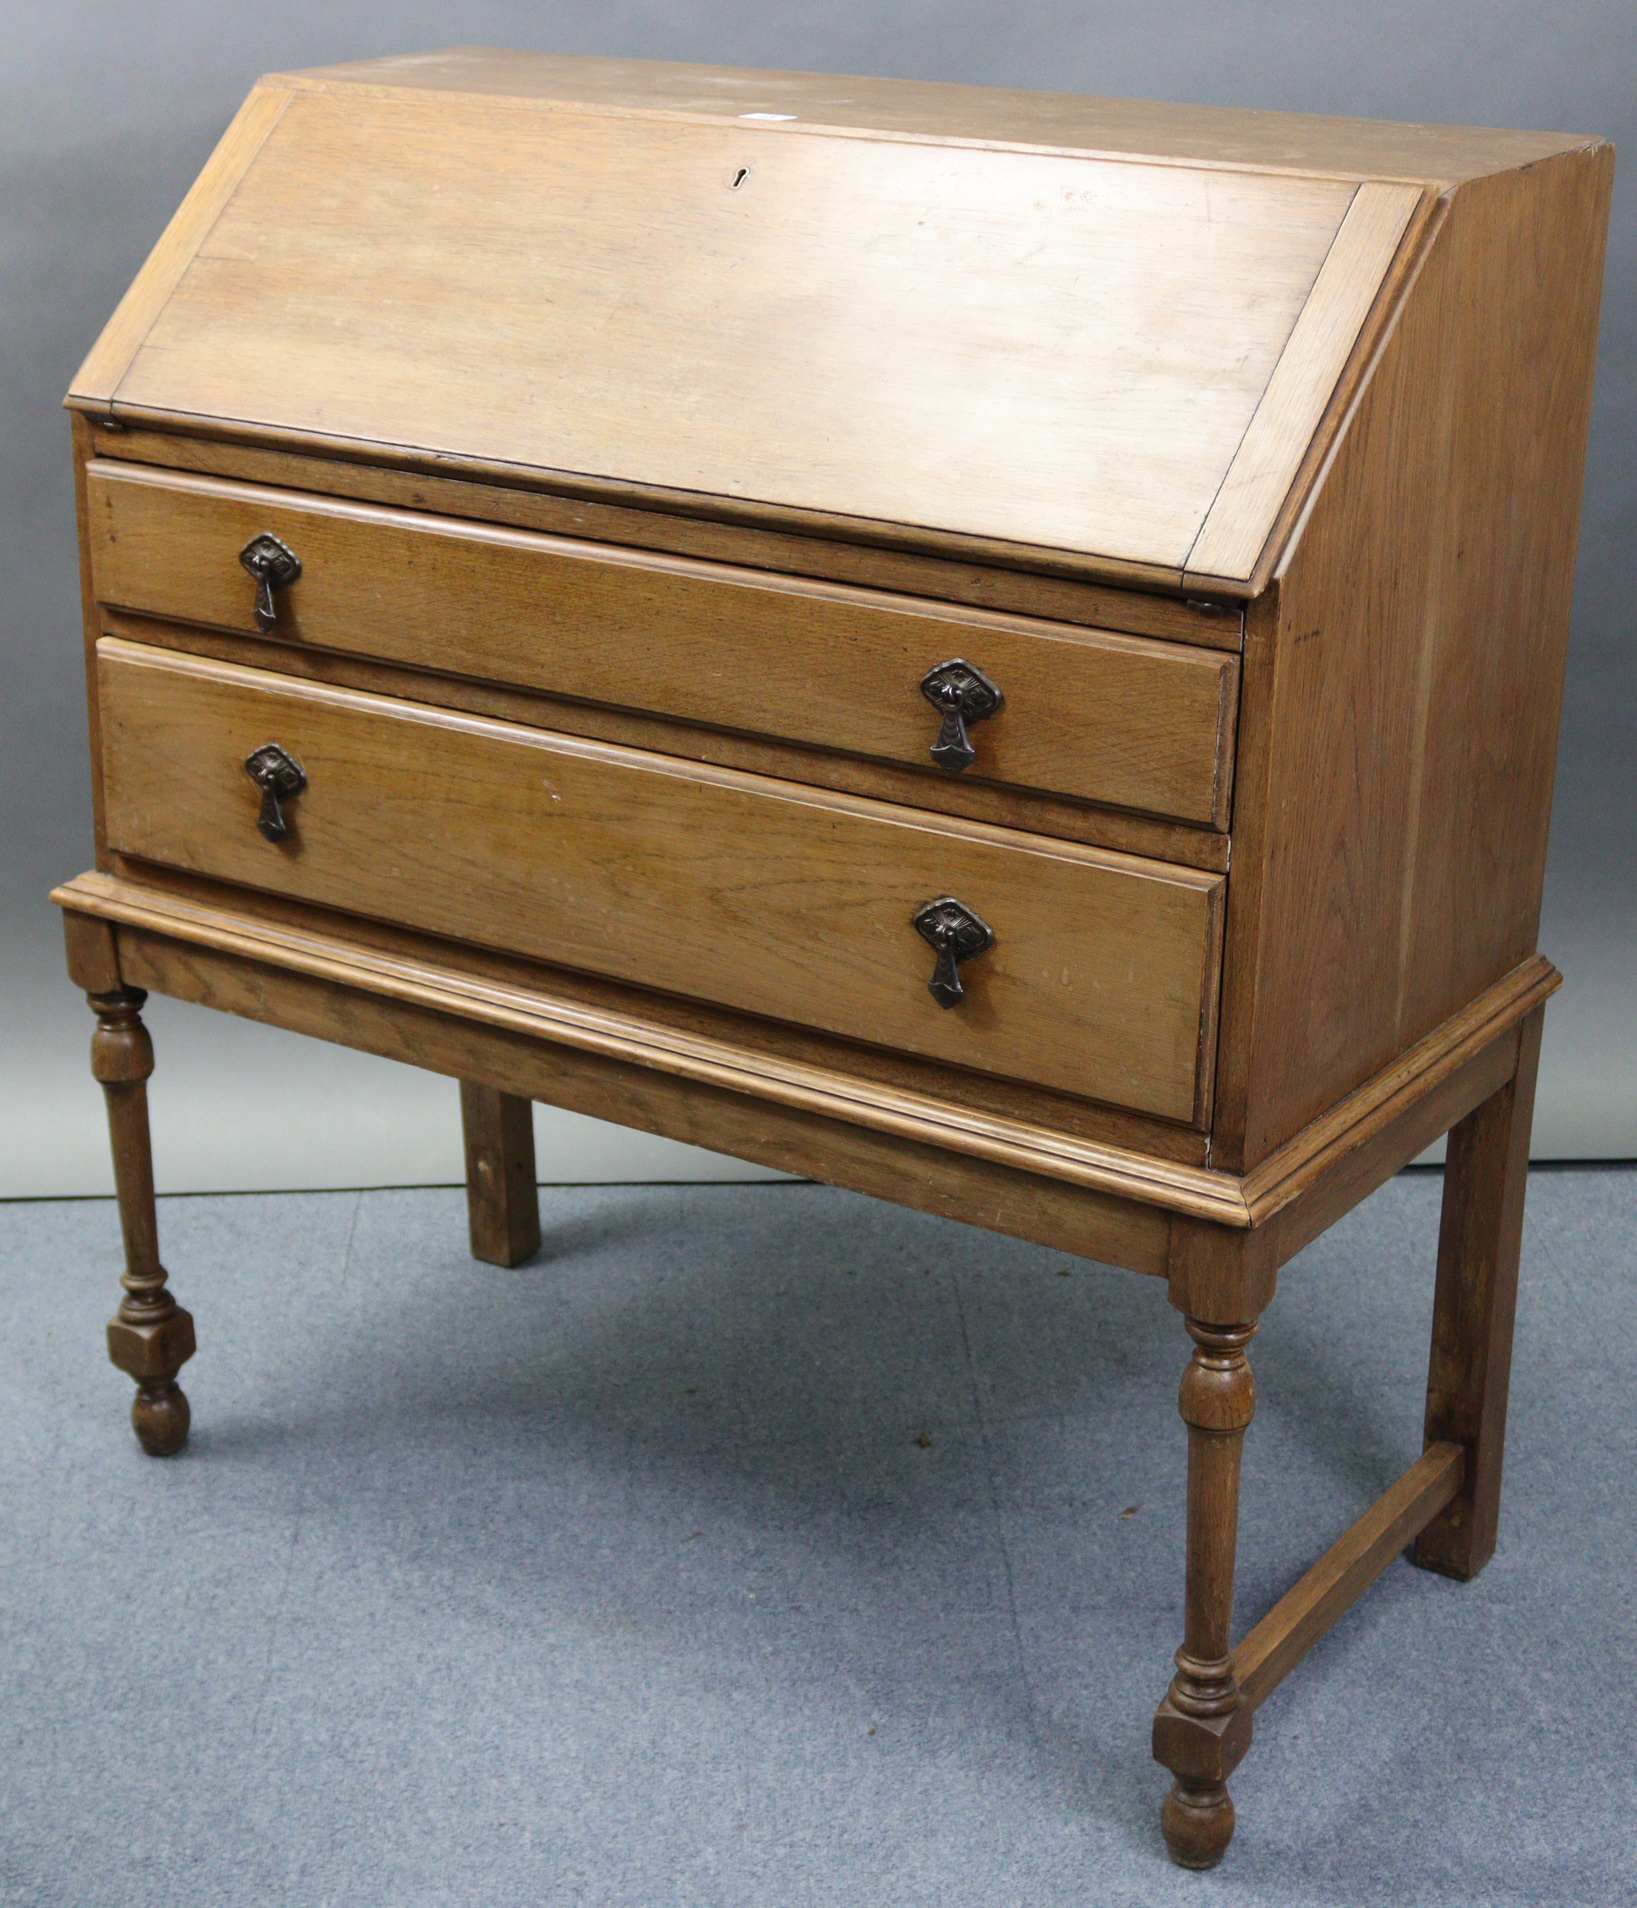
[54,50,1612,1868]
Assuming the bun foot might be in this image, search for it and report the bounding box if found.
[132,1378,191,1456]
[1162,1779,1236,1869]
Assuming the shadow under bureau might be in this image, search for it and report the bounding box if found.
[53,50,1612,1870]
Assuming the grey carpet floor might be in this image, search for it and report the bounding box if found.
[1,1168,1631,1908]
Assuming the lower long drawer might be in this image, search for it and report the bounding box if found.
[96,638,1224,1121]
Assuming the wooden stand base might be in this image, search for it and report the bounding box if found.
[57,885,1549,1865]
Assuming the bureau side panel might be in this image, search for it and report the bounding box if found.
[1215,144,1614,1170]
[68,85,295,406]
[70,414,111,864]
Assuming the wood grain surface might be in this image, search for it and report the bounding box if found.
[73,399,1242,602]
[1234,1442,1464,1710]
[88,462,1238,824]
[48,870,1567,1241]
[459,1081,541,1267]
[1211,144,1613,1171]
[90,427,1245,651]
[101,611,1234,872]
[95,639,1225,1120]
[268,50,1595,189]
[70,85,293,406]
[54,868,1241,1219]
[1184,181,1423,584]
[84,982,197,1456]
[1153,1315,1259,1868]
[72,417,113,861]
[1414,1007,1543,1580]
[109,917,1180,1278]
[96,86,1363,572]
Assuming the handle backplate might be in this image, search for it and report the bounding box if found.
[919,658,1004,773]
[244,743,307,841]
[912,896,995,1007]
[239,532,302,631]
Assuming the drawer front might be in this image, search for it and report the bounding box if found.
[97,640,1224,1122]
[87,462,1237,827]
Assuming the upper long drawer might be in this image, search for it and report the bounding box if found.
[86,462,1237,828]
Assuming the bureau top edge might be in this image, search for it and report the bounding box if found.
[268,49,1604,188]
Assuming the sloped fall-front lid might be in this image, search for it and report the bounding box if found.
[71,55,1428,587]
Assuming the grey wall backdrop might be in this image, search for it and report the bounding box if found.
[4,2,1632,1195]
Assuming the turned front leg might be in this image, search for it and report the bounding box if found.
[1152,1318,1257,1869]
[89,987,195,1455]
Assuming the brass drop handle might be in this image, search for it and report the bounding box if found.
[244,744,307,841]
[919,658,1003,772]
[238,532,302,630]
[912,896,995,1007]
